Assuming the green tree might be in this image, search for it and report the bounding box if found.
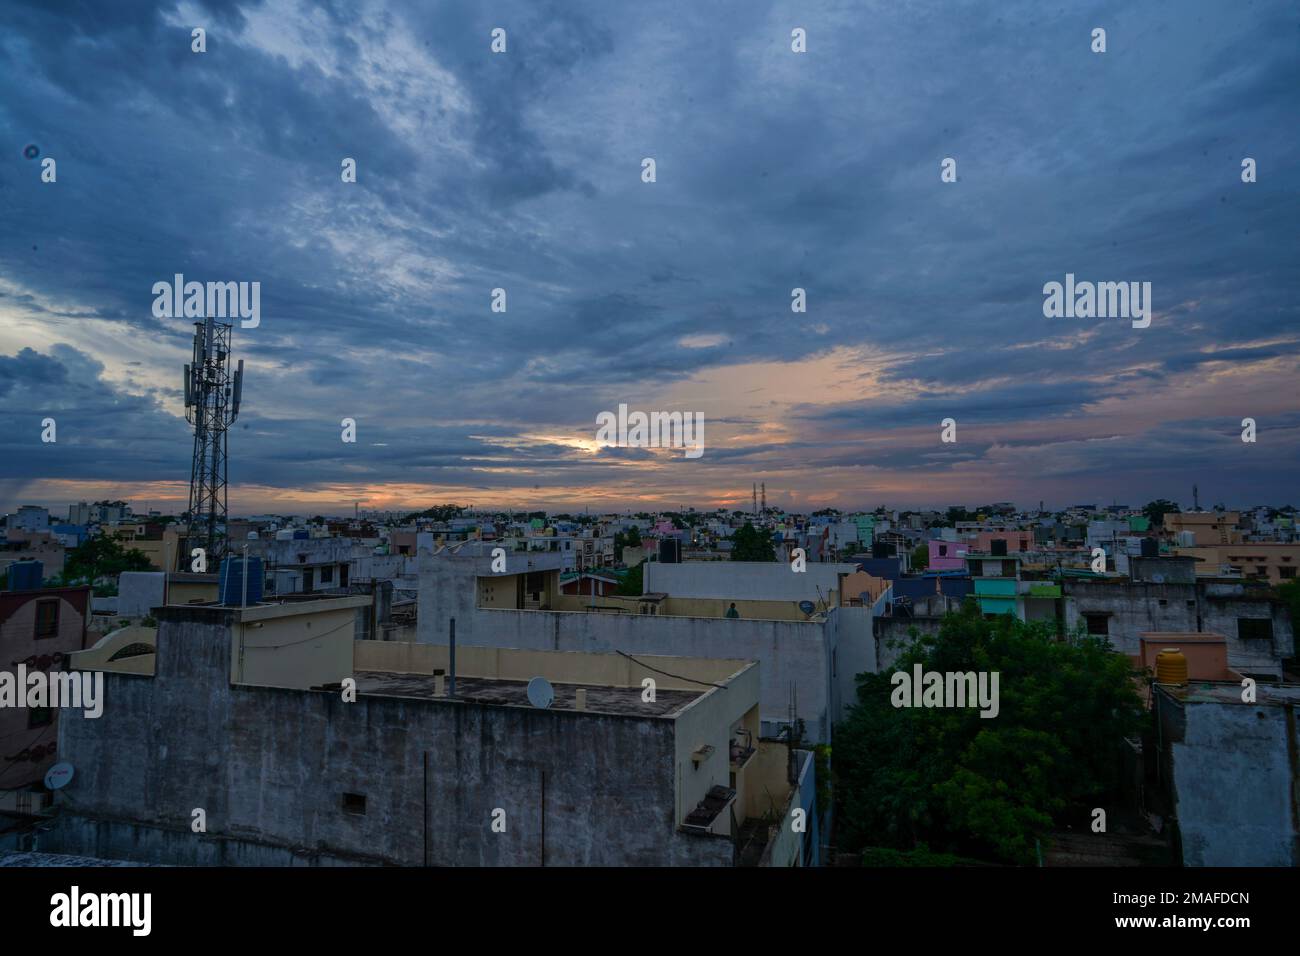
[616,560,644,596]
[1142,499,1181,528]
[835,601,1144,864]
[407,504,464,522]
[730,522,776,562]
[911,543,930,570]
[58,536,153,591]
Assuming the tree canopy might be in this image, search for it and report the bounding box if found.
[835,601,1144,864]
[57,536,154,590]
[730,522,776,561]
[1142,499,1181,528]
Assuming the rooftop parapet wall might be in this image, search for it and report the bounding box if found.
[355,640,751,694]
[54,611,736,866]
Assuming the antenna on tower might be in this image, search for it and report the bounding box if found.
[1193,484,1201,511]
[752,483,758,516]
[182,318,243,569]
[761,482,766,513]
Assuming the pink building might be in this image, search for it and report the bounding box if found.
[928,539,968,571]
[973,531,1033,554]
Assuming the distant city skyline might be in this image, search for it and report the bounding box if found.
[5,488,1289,521]
[3,2,1298,516]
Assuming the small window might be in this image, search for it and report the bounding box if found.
[319,565,334,584]
[35,600,59,640]
[1085,614,1109,636]
[1238,619,1273,641]
[1158,599,1167,607]
[342,793,367,815]
[1280,566,1296,579]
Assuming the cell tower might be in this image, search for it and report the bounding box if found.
[761,482,766,512]
[182,317,243,568]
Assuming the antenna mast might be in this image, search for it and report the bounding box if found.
[182,317,243,568]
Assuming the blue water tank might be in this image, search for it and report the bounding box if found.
[219,556,264,606]
[7,560,43,591]
[292,529,309,540]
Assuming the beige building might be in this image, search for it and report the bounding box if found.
[1174,543,1300,584]
[1164,512,1241,546]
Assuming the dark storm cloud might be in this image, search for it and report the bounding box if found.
[0,0,1297,504]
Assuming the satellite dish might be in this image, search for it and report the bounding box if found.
[526,676,554,709]
[798,600,816,616]
[44,761,74,791]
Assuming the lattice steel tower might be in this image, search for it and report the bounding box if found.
[182,317,243,568]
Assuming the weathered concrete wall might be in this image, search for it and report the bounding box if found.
[645,561,860,602]
[422,606,831,742]
[53,610,733,867]
[874,616,945,673]
[420,554,835,739]
[1158,694,1298,866]
[117,572,166,618]
[1064,579,1291,677]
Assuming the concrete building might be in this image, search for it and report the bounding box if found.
[117,571,221,618]
[1174,542,1300,585]
[9,506,50,533]
[103,522,181,572]
[1163,512,1241,546]
[1153,681,1300,866]
[1062,557,1293,679]
[0,583,92,790]
[244,535,371,594]
[0,535,66,581]
[418,547,885,741]
[927,538,968,571]
[645,560,865,614]
[48,598,814,866]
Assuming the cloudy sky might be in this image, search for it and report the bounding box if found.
[1,0,1297,517]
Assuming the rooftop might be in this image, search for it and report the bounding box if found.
[351,670,706,717]
[1158,680,1300,706]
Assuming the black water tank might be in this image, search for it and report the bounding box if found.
[872,540,889,559]
[659,538,681,563]
[1140,537,1159,558]
[991,539,1008,556]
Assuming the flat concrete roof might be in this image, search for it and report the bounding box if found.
[352,670,704,718]
[1158,681,1300,706]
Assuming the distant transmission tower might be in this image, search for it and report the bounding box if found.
[182,317,243,568]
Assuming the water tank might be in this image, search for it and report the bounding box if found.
[1155,648,1188,685]
[7,560,43,591]
[990,539,1008,556]
[872,541,889,559]
[659,538,681,563]
[1140,537,1159,558]
[219,556,264,606]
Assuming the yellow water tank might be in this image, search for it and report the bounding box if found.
[1155,648,1189,685]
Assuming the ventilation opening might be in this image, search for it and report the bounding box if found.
[342,792,366,815]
